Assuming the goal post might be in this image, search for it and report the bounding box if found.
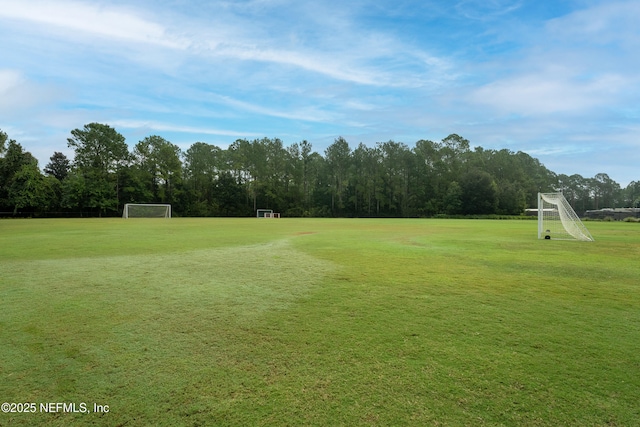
[538,193,593,241]
[123,204,171,218]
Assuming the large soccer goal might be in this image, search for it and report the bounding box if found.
[538,193,593,241]
[123,204,171,218]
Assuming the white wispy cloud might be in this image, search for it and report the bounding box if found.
[0,69,22,92]
[455,0,523,20]
[0,0,450,89]
[0,69,62,115]
[111,120,261,138]
[0,0,189,49]
[545,0,640,46]
[207,94,337,123]
[469,71,629,116]
[464,0,639,119]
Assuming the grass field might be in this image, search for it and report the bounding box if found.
[1,218,639,426]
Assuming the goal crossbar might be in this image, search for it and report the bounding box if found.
[123,204,171,218]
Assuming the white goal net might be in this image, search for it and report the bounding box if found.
[538,193,593,241]
[123,204,171,218]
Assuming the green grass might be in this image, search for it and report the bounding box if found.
[1,218,639,426]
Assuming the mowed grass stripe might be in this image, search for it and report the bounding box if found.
[1,232,335,426]
[0,218,639,426]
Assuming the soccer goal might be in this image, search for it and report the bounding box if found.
[538,193,593,241]
[256,209,273,218]
[123,204,171,218]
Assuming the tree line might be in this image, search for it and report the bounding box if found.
[1,123,639,217]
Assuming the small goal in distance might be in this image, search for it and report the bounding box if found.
[537,193,593,241]
[123,204,171,218]
[256,209,280,218]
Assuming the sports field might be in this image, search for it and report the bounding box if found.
[1,218,639,426]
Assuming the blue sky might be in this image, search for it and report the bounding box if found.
[1,0,638,186]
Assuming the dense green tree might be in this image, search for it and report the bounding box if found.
[60,172,87,214]
[182,142,222,215]
[590,173,621,209]
[470,149,528,214]
[68,123,128,174]
[7,160,48,215]
[0,139,38,213]
[513,151,557,206]
[0,133,61,216]
[131,138,156,198]
[132,135,182,204]
[154,138,182,204]
[351,143,383,216]
[39,152,68,215]
[299,140,316,213]
[67,123,129,216]
[214,171,249,216]
[459,169,498,215]
[118,165,154,207]
[325,137,351,215]
[304,151,329,217]
[227,138,258,211]
[443,181,463,215]
[282,142,305,216]
[42,175,63,213]
[440,134,471,177]
[570,174,592,213]
[261,137,289,212]
[378,141,413,216]
[413,139,441,215]
[85,170,120,215]
[0,129,7,156]
[622,181,640,208]
[496,181,526,215]
[0,139,33,185]
[44,152,71,181]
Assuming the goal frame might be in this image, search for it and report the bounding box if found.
[122,203,171,219]
[537,193,593,241]
[256,209,273,218]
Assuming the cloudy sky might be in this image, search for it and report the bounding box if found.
[1,0,638,186]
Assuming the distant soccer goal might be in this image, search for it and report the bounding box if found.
[538,193,593,241]
[123,204,171,219]
[256,209,273,218]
